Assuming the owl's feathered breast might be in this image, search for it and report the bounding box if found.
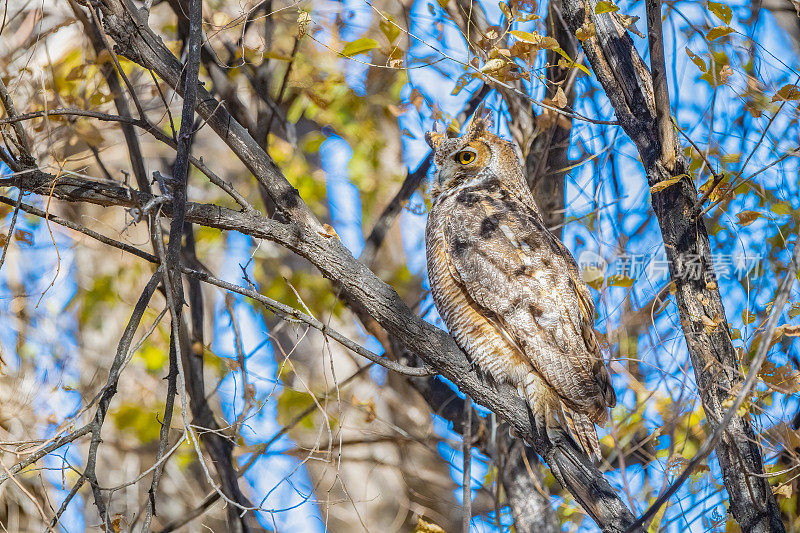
[426,176,613,420]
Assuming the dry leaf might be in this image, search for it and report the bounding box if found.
[736,210,761,227]
[554,86,567,108]
[414,518,446,533]
[650,175,684,194]
[320,223,339,239]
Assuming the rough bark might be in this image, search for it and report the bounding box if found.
[1,1,645,529]
[561,1,785,531]
[6,164,639,533]
[525,0,576,239]
[501,441,562,533]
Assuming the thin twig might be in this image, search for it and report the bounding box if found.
[462,394,472,533]
[85,268,163,531]
[0,188,22,271]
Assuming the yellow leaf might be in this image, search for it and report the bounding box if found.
[510,30,544,44]
[772,202,792,215]
[595,1,619,14]
[379,18,400,44]
[341,37,379,57]
[707,26,734,42]
[708,1,733,25]
[499,1,512,21]
[647,498,668,533]
[553,47,590,75]
[413,518,446,533]
[540,36,560,49]
[608,274,634,287]
[480,58,508,73]
[575,22,596,41]
[686,48,707,72]
[650,175,685,194]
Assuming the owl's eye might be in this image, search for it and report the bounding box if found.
[455,150,476,165]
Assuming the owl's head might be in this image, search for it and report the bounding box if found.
[425,107,525,201]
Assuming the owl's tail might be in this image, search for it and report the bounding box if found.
[564,409,601,463]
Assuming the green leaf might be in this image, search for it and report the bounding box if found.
[341,37,379,57]
[771,202,792,215]
[707,1,732,25]
[707,26,734,41]
[595,1,619,14]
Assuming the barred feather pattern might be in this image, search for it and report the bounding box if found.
[425,117,615,461]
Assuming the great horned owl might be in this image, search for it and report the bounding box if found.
[424,110,616,461]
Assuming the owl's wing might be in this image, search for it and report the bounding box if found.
[443,191,613,416]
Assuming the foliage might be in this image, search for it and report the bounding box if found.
[0,0,798,532]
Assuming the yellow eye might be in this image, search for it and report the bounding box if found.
[455,150,476,165]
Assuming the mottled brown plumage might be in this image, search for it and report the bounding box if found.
[424,110,616,461]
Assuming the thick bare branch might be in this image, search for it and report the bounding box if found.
[5,163,639,533]
[561,1,785,531]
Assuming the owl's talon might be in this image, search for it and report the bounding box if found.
[531,411,548,440]
[546,424,569,448]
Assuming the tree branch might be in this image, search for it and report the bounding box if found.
[3,2,646,528]
[5,151,639,533]
[561,1,785,531]
[644,0,675,169]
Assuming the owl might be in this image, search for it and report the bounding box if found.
[424,110,616,461]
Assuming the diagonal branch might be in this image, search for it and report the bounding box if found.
[4,165,639,531]
[2,1,645,528]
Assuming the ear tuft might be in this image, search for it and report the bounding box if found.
[465,100,493,139]
[425,131,445,150]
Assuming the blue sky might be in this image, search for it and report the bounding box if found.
[3,1,800,532]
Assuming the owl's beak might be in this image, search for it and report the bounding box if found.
[425,131,445,150]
